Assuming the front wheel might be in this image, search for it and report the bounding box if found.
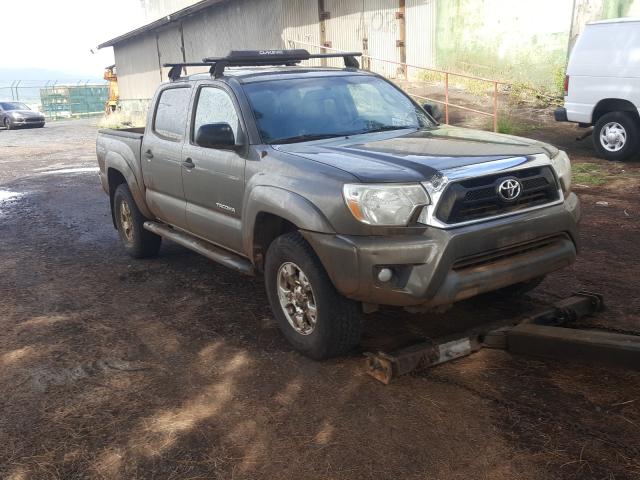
[593,111,639,161]
[264,232,363,360]
[4,118,13,130]
[113,184,161,258]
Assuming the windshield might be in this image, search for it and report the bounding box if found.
[0,102,29,111]
[243,75,434,144]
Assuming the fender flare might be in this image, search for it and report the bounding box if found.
[242,185,335,256]
[105,152,154,223]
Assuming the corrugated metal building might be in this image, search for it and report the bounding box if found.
[98,0,437,114]
[99,0,640,114]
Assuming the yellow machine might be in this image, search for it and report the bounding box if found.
[104,65,119,113]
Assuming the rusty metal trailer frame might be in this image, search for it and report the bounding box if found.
[366,292,640,384]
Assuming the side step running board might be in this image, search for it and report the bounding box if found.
[143,221,255,275]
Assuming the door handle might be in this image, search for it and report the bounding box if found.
[182,158,195,169]
[144,149,154,159]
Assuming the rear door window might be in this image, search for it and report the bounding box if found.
[153,87,190,141]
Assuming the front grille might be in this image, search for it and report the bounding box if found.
[436,166,560,224]
[452,234,568,271]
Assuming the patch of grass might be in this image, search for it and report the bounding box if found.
[494,110,529,135]
[507,81,563,108]
[572,163,608,186]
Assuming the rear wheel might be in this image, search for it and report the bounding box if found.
[593,111,639,161]
[113,184,161,258]
[265,232,363,360]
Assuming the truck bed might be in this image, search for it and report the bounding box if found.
[98,126,145,137]
[96,128,146,195]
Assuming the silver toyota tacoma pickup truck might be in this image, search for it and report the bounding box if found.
[97,50,579,359]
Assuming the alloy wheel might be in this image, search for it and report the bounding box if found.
[276,261,318,335]
[119,199,134,242]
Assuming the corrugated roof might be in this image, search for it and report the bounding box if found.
[98,0,230,49]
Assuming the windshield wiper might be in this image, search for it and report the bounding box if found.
[269,126,417,144]
[269,133,346,144]
[358,125,416,134]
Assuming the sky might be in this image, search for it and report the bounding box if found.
[2,0,146,77]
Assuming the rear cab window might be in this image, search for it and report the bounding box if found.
[153,87,191,141]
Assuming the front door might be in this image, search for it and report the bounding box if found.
[181,85,247,253]
[141,85,191,228]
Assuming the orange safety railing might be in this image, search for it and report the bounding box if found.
[287,39,507,132]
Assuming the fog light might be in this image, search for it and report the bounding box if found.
[377,268,393,283]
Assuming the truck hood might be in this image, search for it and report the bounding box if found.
[274,125,557,183]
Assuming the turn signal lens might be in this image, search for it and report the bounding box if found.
[551,150,572,194]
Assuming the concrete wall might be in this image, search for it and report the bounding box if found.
[435,0,573,89]
[435,0,640,90]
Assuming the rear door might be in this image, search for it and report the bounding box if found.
[181,83,247,253]
[141,85,191,228]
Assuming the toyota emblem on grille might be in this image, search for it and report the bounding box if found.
[497,178,522,201]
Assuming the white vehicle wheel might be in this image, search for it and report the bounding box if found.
[593,112,639,161]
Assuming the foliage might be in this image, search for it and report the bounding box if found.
[572,163,608,186]
[98,111,146,130]
[494,109,529,135]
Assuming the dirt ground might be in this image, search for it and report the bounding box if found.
[0,116,639,480]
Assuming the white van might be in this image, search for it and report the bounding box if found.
[555,18,640,161]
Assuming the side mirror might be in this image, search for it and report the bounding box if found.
[195,122,238,149]
[423,103,444,122]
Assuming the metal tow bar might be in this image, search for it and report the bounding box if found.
[365,292,640,384]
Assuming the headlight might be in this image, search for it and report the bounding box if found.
[343,183,430,226]
[551,150,571,194]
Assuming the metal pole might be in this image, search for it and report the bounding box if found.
[52,81,58,120]
[43,81,50,118]
[15,81,21,101]
[318,0,328,67]
[444,72,449,124]
[493,81,498,132]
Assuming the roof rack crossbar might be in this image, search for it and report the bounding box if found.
[163,49,362,81]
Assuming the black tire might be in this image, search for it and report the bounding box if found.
[484,276,545,299]
[264,232,363,360]
[593,111,639,161]
[113,183,161,258]
[4,118,13,130]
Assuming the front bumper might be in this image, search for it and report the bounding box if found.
[11,117,45,126]
[303,193,580,309]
